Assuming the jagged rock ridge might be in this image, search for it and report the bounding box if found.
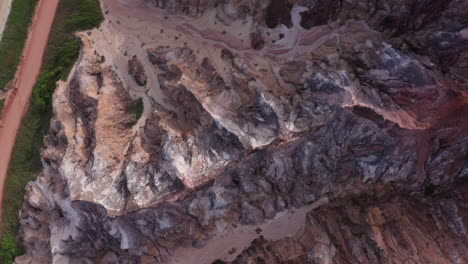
[15,0,468,263]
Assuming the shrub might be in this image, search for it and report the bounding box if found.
[0,236,21,264]
[32,38,79,107]
[33,68,61,107]
[64,0,104,33]
[0,98,5,116]
[126,98,144,124]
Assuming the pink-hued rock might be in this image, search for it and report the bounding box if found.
[16,0,468,263]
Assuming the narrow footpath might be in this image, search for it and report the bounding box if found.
[0,0,60,219]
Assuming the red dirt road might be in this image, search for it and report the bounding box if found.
[0,0,59,220]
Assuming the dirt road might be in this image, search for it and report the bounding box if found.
[0,0,59,220]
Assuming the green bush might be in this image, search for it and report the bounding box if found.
[32,68,61,107]
[126,98,144,126]
[0,236,21,264]
[55,38,80,78]
[0,98,5,116]
[64,0,103,33]
[133,98,144,121]
[32,38,80,107]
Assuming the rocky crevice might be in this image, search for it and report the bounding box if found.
[15,0,468,263]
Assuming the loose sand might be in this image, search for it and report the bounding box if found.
[0,0,59,221]
[0,0,12,41]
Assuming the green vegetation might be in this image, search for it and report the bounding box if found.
[212,260,227,264]
[0,0,103,262]
[0,0,38,90]
[0,109,48,263]
[64,0,104,33]
[0,98,5,116]
[0,236,21,264]
[33,0,103,108]
[32,38,80,107]
[127,98,144,123]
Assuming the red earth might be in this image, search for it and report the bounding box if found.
[0,0,59,221]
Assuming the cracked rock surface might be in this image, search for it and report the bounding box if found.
[15,0,468,263]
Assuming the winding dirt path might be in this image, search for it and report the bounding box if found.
[0,0,59,220]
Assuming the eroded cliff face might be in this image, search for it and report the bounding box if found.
[15,0,468,263]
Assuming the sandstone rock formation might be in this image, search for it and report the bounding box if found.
[15,0,468,263]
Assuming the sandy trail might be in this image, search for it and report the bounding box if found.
[0,0,13,41]
[0,0,59,221]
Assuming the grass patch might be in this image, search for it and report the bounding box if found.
[0,0,38,90]
[0,236,21,264]
[0,105,51,263]
[127,98,144,121]
[0,98,5,117]
[0,0,103,262]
